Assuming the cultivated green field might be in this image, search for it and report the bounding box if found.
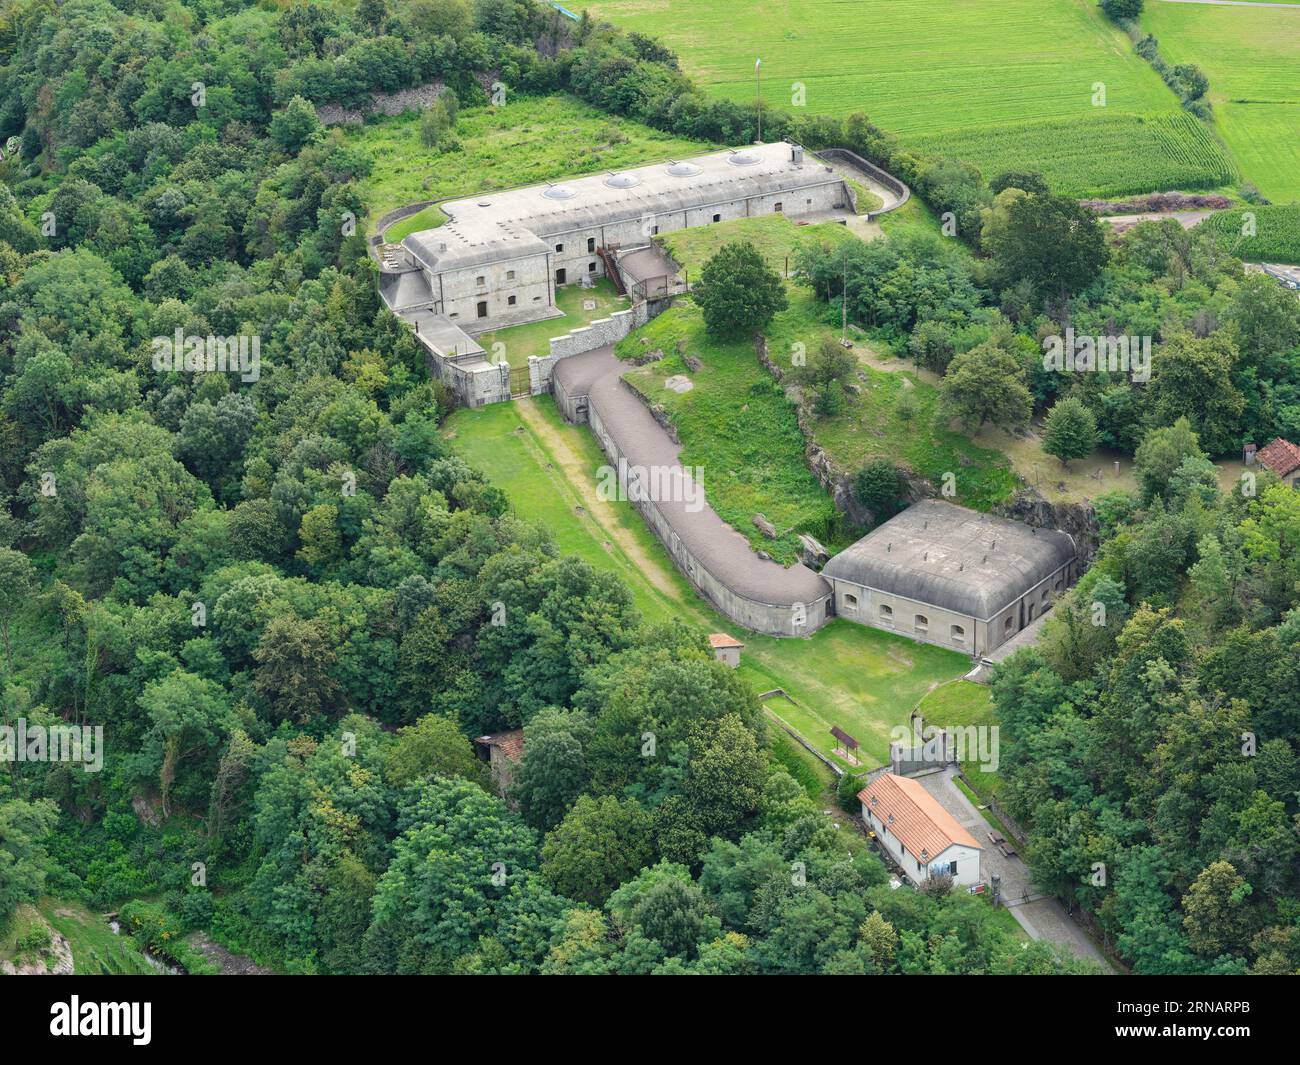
[576,0,1229,193]
[1143,1,1300,203]
[908,111,1237,198]
[346,94,711,236]
[1200,205,1300,265]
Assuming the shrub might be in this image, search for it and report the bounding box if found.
[837,771,866,813]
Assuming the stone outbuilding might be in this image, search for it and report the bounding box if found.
[474,729,524,798]
[1257,437,1300,487]
[707,632,744,667]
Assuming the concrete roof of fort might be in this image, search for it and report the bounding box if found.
[553,346,831,609]
[403,141,840,272]
[823,500,1076,621]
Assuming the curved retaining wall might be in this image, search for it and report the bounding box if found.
[553,348,832,637]
[814,148,911,219]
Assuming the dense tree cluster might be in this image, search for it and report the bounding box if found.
[0,0,1081,975]
[796,178,1300,459]
[994,415,1300,974]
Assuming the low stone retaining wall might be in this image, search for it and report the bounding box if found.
[528,302,652,396]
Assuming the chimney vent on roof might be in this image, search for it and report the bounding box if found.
[791,144,804,166]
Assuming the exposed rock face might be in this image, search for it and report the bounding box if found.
[797,533,831,568]
[317,82,448,126]
[0,923,73,975]
[132,793,162,827]
[994,488,1099,564]
[753,513,778,539]
[684,354,703,373]
[630,347,664,366]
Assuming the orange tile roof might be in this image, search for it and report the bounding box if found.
[708,633,745,649]
[858,773,981,861]
[475,729,524,762]
[1257,437,1300,478]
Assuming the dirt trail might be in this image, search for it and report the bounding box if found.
[513,397,689,606]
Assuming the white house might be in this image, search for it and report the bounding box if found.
[859,772,982,887]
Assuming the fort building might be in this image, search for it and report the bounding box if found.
[378,141,851,405]
[822,500,1078,656]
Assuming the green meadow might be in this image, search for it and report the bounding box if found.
[343,94,711,237]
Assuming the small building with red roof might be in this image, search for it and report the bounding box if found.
[707,632,744,668]
[1257,437,1300,487]
[859,772,982,887]
[474,729,524,797]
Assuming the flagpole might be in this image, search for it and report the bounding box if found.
[756,57,762,143]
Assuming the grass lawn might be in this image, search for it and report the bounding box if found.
[917,679,1004,800]
[574,0,1230,195]
[473,279,630,368]
[1143,1,1300,203]
[846,179,884,214]
[345,94,712,237]
[658,213,858,277]
[444,394,972,767]
[746,623,971,767]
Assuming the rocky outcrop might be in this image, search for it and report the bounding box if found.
[0,917,73,975]
[756,333,872,528]
[317,82,448,126]
[753,513,778,539]
[994,488,1099,564]
[797,533,830,568]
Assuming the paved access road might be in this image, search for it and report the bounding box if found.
[917,766,1111,968]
